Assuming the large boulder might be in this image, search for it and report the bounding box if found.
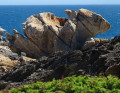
[65,9,110,49]
[6,9,110,58]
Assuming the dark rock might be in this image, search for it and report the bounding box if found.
[105,63,120,77]
[1,36,120,90]
[0,81,8,90]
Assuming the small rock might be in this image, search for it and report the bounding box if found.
[0,27,6,35]
[12,29,19,34]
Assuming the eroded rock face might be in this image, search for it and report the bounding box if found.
[65,9,110,49]
[6,33,44,58]
[6,9,110,58]
[0,35,20,74]
[1,36,120,90]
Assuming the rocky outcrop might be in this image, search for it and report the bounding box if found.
[0,31,19,74]
[6,9,110,58]
[0,55,36,74]
[0,38,18,75]
[105,63,120,77]
[0,60,18,72]
[94,38,108,44]
[1,36,120,90]
[82,38,109,50]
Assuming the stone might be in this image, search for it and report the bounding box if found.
[64,10,77,22]
[76,9,110,36]
[0,54,11,62]
[59,20,76,47]
[6,9,110,58]
[0,60,18,72]
[105,63,120,77]
[1,36,120,89]
[0,27,6,35]
[0,81,8,90]
[68,9,111,49]
[82,38,109,50]
[0,33,20,73]
[82,38,95,50]
[12,29,19,34]
[0,45,19,60]
[6,33,42,58]
[19,56,36,62]
[0,54,18,73]
[94,38,108,44]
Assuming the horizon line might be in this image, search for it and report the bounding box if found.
[0,4,120,6]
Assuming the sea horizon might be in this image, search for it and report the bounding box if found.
[0,4,120,6]
[0,5,120,39]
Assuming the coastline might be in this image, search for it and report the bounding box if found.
[0,5,119,39]
[0,8,120,91]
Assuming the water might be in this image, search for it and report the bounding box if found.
[0,5,120,39]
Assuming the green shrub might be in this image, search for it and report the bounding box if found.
[1,75,120,93]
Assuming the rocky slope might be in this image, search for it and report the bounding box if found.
[0,36,120,90]
[0,28,37,77]
[0,37,19,74]
[0,9,118,90]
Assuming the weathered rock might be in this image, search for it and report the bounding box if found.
[20,56,36,62]
[105,63,120,77]
[0,34,19,60]
[6,33,44,58]
[64,10,77,22]
[94,38,108,44]
[12,29,19,34]
[0,27,6,35]
[66,9,110,49]
[0,81,8,90]
[0,54,11,62]
[82,38,95,50]
[0,55,36,75]
[6,9,110,58]
[1,36,120,90]
[76,9,110,36]
[0,37,19,74]
[0,60,18,72]
[0,45,19,60]
[82,38,109,50]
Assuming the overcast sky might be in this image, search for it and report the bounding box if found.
[0,0,120,5]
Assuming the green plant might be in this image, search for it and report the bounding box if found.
[1,75,120,93]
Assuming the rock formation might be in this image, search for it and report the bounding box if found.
[0,34,19,74]
[1,36,120,90]
[6,9,110,58]
[0,29,37,75]
[2,9,120,91]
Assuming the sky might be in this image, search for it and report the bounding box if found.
[0,0,120,5]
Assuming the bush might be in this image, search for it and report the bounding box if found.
[1,75,120,93]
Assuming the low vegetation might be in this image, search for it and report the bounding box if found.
[1,75,120,93]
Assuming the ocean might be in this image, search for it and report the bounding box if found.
[0,5,120,39]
